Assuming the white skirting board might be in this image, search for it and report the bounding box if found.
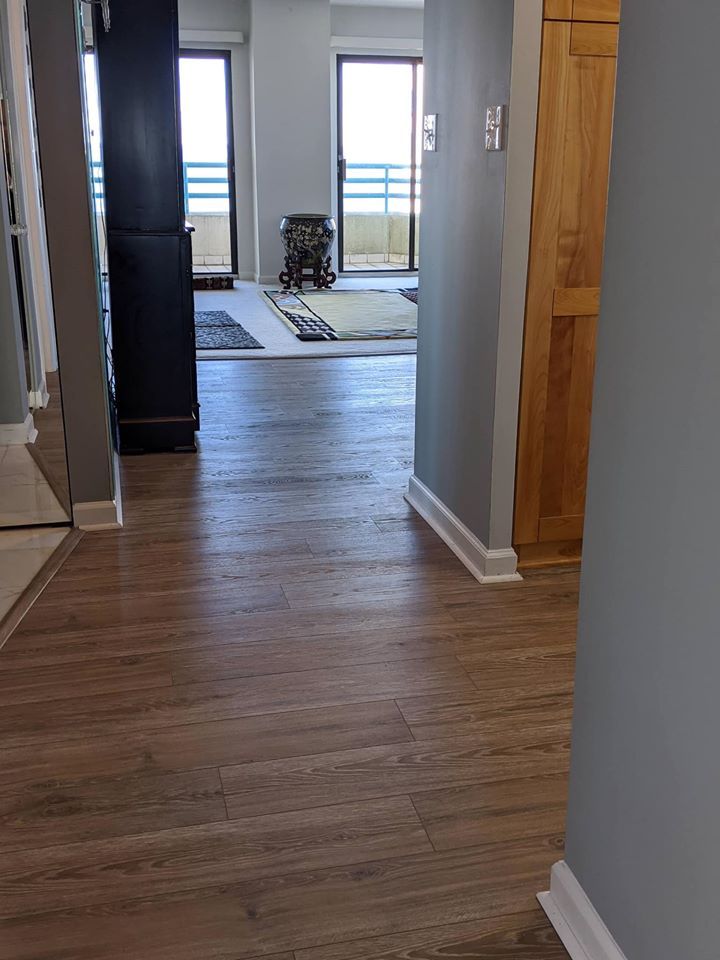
[538,862,628,960]
[405,475,521,584]
[73,499,123,531]
[0,414,38,445]
[28,376,50,410]
[73,453,124,531]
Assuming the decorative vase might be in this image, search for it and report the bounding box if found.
[279,213,337,290]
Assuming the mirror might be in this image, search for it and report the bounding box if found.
[0,9,71,530]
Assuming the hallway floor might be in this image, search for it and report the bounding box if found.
[0,357,576,959]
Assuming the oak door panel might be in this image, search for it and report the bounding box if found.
[570,21,619,56]
[545,0,573,18]
[552,287,600,317]
[573,0,621,22]
[515,18,617,555]
[514,20,573,545]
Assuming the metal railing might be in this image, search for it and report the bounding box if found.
[344,162,422,213]
[91,161,418,214]
[91,160,231,211]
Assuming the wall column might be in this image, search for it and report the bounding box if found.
[409,0,543,583]
[542,2,720,958]
[249,0,332,283]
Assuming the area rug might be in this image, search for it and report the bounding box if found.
[262,289,417,342]
[194,311,264,350]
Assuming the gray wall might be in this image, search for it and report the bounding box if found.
[249,0,332,281]
[330,3,424,40]
[564,2,720,958]
[27,0,115,506]
[413,0,513,544]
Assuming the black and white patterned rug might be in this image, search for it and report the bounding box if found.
[195,311,264,350]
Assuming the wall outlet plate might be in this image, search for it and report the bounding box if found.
[423,114,438,152]
[485,105,506,151]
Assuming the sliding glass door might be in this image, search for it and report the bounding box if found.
[178,50,238,276]
[337,56,423,274]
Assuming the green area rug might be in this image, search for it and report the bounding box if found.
[263,289,417,342]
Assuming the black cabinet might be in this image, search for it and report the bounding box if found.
[94,0,198,452]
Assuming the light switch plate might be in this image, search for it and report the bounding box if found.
[485,105,506,151]
[423,114,438,152]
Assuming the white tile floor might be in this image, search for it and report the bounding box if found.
[194,276,418,360]
[0,445,70,527]
[0,527,69,621]
[342,261,409,271]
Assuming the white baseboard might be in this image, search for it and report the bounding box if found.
[405,475,521,584]
[28,376,50,410]
[73,498,123,531]
[538,862,628,960]
[0,414,37,445]
[236,271,255,282]
[257,274,279,287]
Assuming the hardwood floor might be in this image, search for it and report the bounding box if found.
[0,356,577,959]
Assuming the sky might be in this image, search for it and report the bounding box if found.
[341,61,423,214]
[83,55,422,218]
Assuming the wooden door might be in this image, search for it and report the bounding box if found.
[514,2,619,566]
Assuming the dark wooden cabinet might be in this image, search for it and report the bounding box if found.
[94,0,198,452]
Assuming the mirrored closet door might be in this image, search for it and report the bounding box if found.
[0,0,71,531]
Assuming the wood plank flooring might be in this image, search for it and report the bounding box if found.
[0,356,576,959]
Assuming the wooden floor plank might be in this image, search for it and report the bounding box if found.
[2,599,458,667]
[0,652,173,706]
[0,357,577,958]
[1,702,412,789]
[0,660,474,751]
[0,768,226,853]
[221,736,570,820]
[295,910,568,960]
[396,689,574,740]
[0,838,563,960]
[0,797,430,917]
[169,628,474,685]
[411,773,568,851]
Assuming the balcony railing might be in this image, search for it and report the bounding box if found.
[344,163,422,214]
[91,161,419,215]
[91,160,230,212]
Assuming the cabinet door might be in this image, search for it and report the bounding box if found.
[514,19,618,559]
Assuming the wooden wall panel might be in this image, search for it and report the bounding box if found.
[573,0,621,22]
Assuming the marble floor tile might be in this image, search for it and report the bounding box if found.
[0,527,69,622]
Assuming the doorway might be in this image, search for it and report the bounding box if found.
[178,50,238,277]
[337,56,423,275]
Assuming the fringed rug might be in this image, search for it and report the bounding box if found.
[195,311,264,350]
[262,289,418,342]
